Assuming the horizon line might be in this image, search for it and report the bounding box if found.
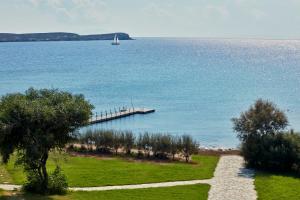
[1,31,299,41]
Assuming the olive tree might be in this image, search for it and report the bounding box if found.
[232,99,289,168]
[113,131,123,155]
[0,88,93,193]
[170,136,181,160]
[123,131,135,154]
[181,135,198,162]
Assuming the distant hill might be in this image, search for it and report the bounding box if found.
[0,32,133,42]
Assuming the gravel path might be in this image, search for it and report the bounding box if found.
[71,180,211,191]
[0,184,21,191]
[208,155,257,200]
[0,155,257,200]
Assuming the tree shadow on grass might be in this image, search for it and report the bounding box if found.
[256,170,300,179]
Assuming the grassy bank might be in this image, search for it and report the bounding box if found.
[255,171,300,200]
[1,153,218,187]
[0,184,210,200]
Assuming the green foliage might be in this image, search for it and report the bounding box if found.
[23,170,45,194]
[182,135,199,162]
[79,130,199,162]
[232,99,288,141]
[48,166,68,195]
[0,88,93,194]
[123,131,135,154]
[241,132,300,171]
[24,166,69,195]
[233,99,300,172]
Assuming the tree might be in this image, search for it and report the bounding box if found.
[112,131,122,155]
[157,134,171,158]
[232,99,288,142]
[123,131,135,154]
[232,99,289,168]
[0,88,93,193]
[181,135,198,162]
[142,132,151,157]
[170,136,180,160]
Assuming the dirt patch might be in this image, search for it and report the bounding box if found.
[197,149,241,156]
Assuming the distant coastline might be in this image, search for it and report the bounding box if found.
[0,32,133,42]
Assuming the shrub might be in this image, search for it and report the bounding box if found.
[24,166,68,195]
[24,171,45,194]
[48,166,68,194]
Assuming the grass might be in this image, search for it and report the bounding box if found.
[255,171,300,200]
[0,184,210,200]
[1,153,219,187]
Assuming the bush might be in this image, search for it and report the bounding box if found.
[48,166,68,194]
[24,171,45,194]
[24,166,68,195]
[241,132,300,171]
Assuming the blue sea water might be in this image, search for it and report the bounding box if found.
[1,38,300,148]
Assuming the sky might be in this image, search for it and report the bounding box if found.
[0,0,300,38]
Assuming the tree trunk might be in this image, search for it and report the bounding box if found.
[185,155,189,163]
[40,152,49,192]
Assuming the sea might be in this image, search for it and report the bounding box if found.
[1,38,300,148]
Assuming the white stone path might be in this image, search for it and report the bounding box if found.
[0,155,257,200]
[208,155,257,200]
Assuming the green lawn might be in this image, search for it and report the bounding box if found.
[255,171,300,200]
[1,154,219,187]
[0,184,210,200]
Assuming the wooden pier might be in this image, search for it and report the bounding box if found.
[89,108,155,125]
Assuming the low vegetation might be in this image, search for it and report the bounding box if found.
[232,99,300,173]
[1,153,218,187]
[73,130,199,162]
[255,171,300,200]
[0,184,210,200]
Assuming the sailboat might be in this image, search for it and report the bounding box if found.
[111,34,120,45]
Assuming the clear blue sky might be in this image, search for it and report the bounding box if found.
[1,0,300,38]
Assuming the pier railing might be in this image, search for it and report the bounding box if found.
[89,107,155,124]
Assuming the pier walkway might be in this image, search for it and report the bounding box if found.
[89,108,155,124]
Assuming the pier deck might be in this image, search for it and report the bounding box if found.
[89,108,155,124]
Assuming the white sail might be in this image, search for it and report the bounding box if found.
[112,34,120,45]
